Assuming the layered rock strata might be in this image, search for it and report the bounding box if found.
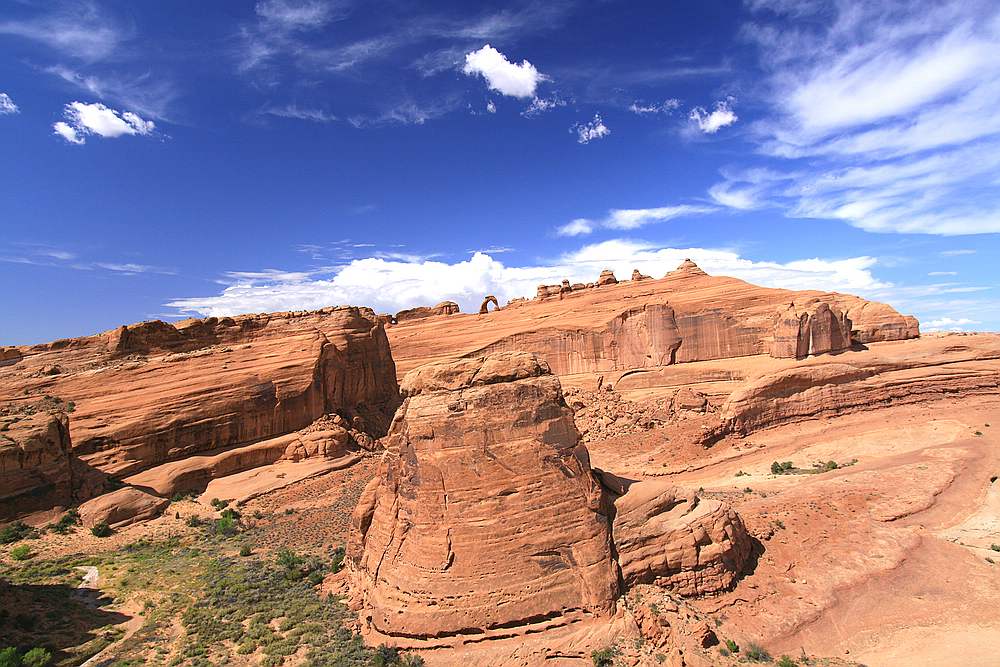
[348,352,620,640]
[0,407,74,521]
[0,307,399,482]
[348,352,750,645]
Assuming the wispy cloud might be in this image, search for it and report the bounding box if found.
[45,66,176,121]
[689,97,738,134]
[557,204,716,236]
[0,2,125,62]
[0,244,172,275]
[261,104,337,123]
[733,0,1000,235]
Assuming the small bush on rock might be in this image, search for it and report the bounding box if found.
[591,645,619,667]
[91,522,112,538]
[10,545,33,561]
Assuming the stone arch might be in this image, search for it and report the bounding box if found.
[479,295,500,314]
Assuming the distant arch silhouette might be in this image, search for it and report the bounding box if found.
[479,295,500,314]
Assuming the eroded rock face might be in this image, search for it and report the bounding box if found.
[598,269,618,286]
[479,295,500,314]
[0,307,400,482]
[348,352,620,641]
[469,304,683,375]
[609,480,751,596]
[771,302,853,359]
[0,408,74,521]
[395,301,460,323]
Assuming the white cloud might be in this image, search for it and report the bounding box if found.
[262,104,337,122]
[572,114,610,144]
[255,0,340,30]
[463,44,544,98]
[521,95,566,117]
[629,99,680,115]
[732,1,1000,235]
[0,3,123,61]
[941,249,976,256]
[0,93,18,115]
[927,271,957,276]
[486,100,496,113]
[604,205,716,230]
[708,183,760,210]
[556,219,594,237]
[166,240,890,318]
[689,97,738,134]
[52,101,155,145]
[922,317,981,332]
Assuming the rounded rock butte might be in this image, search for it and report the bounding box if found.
[346,351,752,646]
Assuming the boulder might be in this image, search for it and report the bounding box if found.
[348,352,620,642]
[598,269,618,286]
[631,269,651,281]
[610,480,751,596]
[79,486,169,528]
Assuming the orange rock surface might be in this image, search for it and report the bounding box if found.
[386,260,918,379]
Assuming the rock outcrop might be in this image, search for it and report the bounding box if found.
[771,302,852,359]
[469,304,682,375]
[631,269,651,281]
[608,480,751,596]
[845,302,920,343]
[395,301,460,323]
[348,352,620,642]
[598,269,618,286]
[0,307,400,484]
[0,407,74,521]
[348,352,751,646]
[78,487,169,528]
[478,295,500,314]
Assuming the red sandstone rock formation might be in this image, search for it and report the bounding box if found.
[78,487,169,529]
[632,269,651,281]
[348,352,619,641]
[388,260,919,378]
[0,406,74,521]
[348,352,750,645]
[598,269,618,286]
[395,301,460,323]
[608,480,751,596]
[771,302,853,359]
[0,307,400,486]
[470,304,683,375]
[478,295,500,313]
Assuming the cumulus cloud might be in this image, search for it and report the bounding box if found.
[166,240,890,318]
[572,114,610,144]
[52,101,155,145]
[556,219,594,237]
[689,97,738,134]
[463,44,544,98]
[0,93,18,115]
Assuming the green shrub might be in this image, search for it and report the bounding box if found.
[0,647,20,667]
[239,545,252,557]
[91,522,112,538]
[10,545,33,561]
[725,639,739,653]
[49,509,80,534]
[745,642,772,662]
[210,498,229,510]
[776,656,796,667]
[214,510,239,537]
[186,516,203,528]
[991,544,1000,552]
[373,645,400,667]
[22,648,52,667]
[0,521,36,544]
[591,645,618,667]
[330,545,346,573]
[770,461,793,474]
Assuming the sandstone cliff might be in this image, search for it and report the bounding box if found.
[387,261,918,379]
[0,405,74,521]
[0,307,400,484]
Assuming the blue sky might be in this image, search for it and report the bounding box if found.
[1,0,998,344]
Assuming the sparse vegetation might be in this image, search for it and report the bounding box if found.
[725,638,739,654]
[0,521,37,544]
[48,509,80,535]
[10,545,33,561]
[771,461,793,474]
[330,545,346,573]
[772,519,786,530]
[591,645,619,667]
[209,497,230,510]
[990,544,999,552]
[90,522,112,538]
[745,642,772,662]
[735,470,750,477]
[975,430,984,436]
[776,656,797,667]
[239,544,252,557]
[769,459,857,476]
